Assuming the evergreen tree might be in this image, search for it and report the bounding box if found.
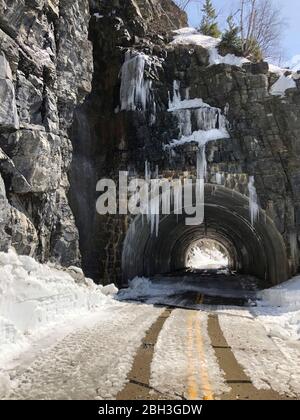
[219,14,243,56]
[199,0,221,38]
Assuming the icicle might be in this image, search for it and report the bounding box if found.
[289,231,298,262]
[248,176,259,225]
[119,51,151,112]
[168,80,181,109]
[216,172,222,185]
[197,145,207,181]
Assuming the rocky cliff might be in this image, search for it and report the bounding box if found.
[0,0,93,265]
[0,0,299,285]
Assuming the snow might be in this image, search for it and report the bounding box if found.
[167,128,230,149]
[0,249,118,370]
[171,28,220,49]
[257,276,300,310]
[6,302,164,400]
[117,276,257,305]
[248,176,259,225]
[214,276,300,396]
[150,309,229,399]
[171,27,249,67]
[270,74,296,97]
[187,246,229,270]
[218,308,300,396]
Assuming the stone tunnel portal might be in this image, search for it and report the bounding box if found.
[122,184,290,287]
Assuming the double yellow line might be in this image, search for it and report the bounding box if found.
[187,294,214,400]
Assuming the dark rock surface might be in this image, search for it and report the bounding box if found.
[0,0,299,285]
[0,0,93,266]
[70,0,299,285]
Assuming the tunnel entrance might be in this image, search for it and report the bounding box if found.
[186,239,230,271]
[122,184,290,288]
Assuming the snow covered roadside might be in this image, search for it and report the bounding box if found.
[0,249,118,398]
[253,276,300,341]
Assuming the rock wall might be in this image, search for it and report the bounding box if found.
[69,0,300,284]
[1,0,299,285]
[0,0,93,265]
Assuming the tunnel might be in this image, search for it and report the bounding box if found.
[122,184,290,287]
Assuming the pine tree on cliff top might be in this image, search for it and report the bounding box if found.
[199,0,221,39]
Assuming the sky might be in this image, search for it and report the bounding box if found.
[185,0,300,65]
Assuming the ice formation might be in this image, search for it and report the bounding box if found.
[215,173,223,185]
[165,80,230,189]
[119,51,152,112]
[166,80,229,150]
[248,176,259,225]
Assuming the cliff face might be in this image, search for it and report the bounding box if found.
[0,1,299,284]
[70,1,300,284]
[0,0,93,265]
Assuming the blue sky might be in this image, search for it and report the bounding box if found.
[185,0,300,63]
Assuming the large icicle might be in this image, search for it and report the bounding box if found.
[248,176,259,225]
[119,51,151,112]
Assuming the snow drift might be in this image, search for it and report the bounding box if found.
[0,249,117,369]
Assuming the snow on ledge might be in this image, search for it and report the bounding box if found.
[165,128,230,149]
[270,74,296,97]
[171,27,249,67]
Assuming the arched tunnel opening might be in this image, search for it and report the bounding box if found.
[122,184,289,289]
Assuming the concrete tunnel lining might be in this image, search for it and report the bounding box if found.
[122,184,289,286]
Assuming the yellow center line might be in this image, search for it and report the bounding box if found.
[186,293,214,401]
[187,312,198,400]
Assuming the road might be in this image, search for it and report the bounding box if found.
[5,287,300,400]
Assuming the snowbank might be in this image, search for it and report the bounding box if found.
[171,27,249,67]
[254,276,300,342]
[257,276,300,309]
[0,249,117,372]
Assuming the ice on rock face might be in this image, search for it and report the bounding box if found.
[197,145,207,180]
[248,176,259,225]
[119,51,152,112]
[215,173,223,185]
[166,81,230,149]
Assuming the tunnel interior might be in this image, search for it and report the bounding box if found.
[122,184,289,287]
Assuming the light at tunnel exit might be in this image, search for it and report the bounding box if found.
[186,239,229,270]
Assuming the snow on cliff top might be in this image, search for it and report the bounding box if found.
[171,27,249,67]
[171,27,298,96]
[172,27,220,49]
